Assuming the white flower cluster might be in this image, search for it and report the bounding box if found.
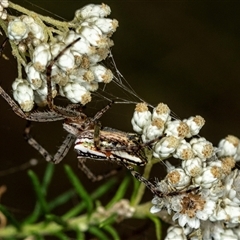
[0,0,8,20]
[131,102,208,160]
[4,3,118,111]
[132,103,240,239]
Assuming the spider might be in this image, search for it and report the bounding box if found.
[0,38,198,199]
[0,38,159,193]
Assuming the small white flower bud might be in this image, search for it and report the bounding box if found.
[34,80,57,107]
[153,135,180,159]
[152,103,171,122]
[183,115,205,138]
[131,102,152,134]
[220,156,235,175]
[90,64,113,83]
[164,226,186,240]
[75,69,95,83]
[166,168,191,190]
[32,43,51,72]
[210,198,240,223]
[182,157,203,177]
[64,31,95,56]
[206,222,238,239]
[1,9,6,18]
[21,15,34,24]
[173,139,195,160]
[59,82,91,105]
[88,49,110,64]
[209,157,236,183]
[51,43,75,72]
[75,4,111,20]
[84,17,119,35]
[0,8,7,20]
[79,26,108,48]
[80,81,99,92]
[25,63,42,89]
[194,166,221,188]
[1,0,9,8]
[190,137,215,159]
[18,42,27,53]
[142,118,164,142]
[224,169,240,204]
[165,120,190,139]
[218,135,239,158]
[34,90,47,107]
[217,229,239,239]
[32,38,42,47]
[21,15,43,42]
[12,78,34,112]
[8,18,29,41]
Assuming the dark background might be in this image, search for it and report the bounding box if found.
[1,0,240,238]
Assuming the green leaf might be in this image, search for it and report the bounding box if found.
[106,176,130,208]
[24,163,55,224]
[148,215,162,240]
[53,231,69,240]
[91,178,117,199]
[62,178,116,220]
[76,228,85,240]
[0,205,20,230]
[23,203,41,224]
[48,189,76,211]
[102,225,120,240]
[28,170,49,214]
[89,226,110,240]
[130,175,141,203]
[64,165,93,214]
[99,214,117,228]
[41,162,55,194]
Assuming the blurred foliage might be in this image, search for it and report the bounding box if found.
[0,163,162,239]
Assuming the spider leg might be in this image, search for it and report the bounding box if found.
[128,136,162,154]
[123,162,201,198]
[78,158,122,182]
[24,122,75,163]
[0,86,65,121]
[121,162,162,197]
[46,38,81,111]
[91,101,114,149]
[93,121,101,149]
[92,101,113,121]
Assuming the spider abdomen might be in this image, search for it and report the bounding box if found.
[74,128,147,166]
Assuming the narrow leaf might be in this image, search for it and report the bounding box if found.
[148,215,162,240]
[41,163,55,194]
[23,203,41,224]
[64,165,93,214]
[28,170,49,214]
[99,214,117,228]
[0,205,20,230]
[89,226,110,240]
[62,178,116,220]
[102,225,120,240]
[106,176,130,208]
[48,189,75,211]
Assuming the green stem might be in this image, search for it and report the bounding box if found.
[9,2,70,31]
[131,149,154,206]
